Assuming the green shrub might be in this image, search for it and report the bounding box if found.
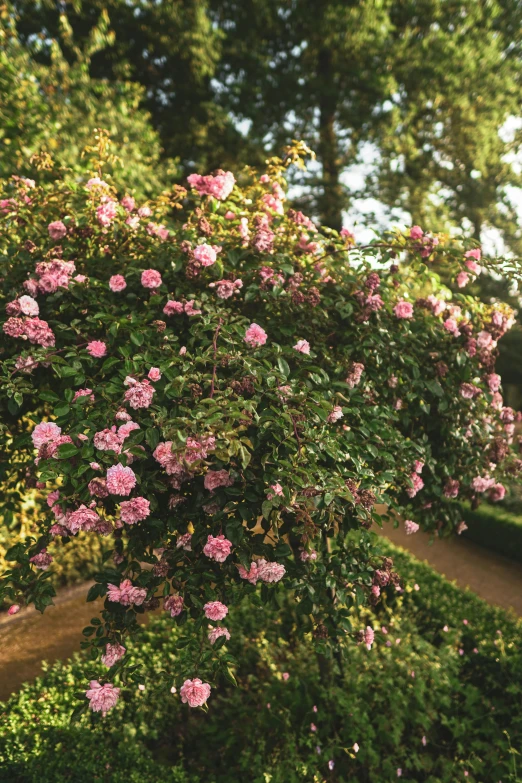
[459,502,522,565]
[1,541,521,783]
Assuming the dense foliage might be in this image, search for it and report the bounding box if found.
[1,540,521,783]
[0,141,519,714]
[0,8,173,198]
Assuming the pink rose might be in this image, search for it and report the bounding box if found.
[109,275,127,292]
[148,367,161,381]
[106,464,137,496]
[141,269,163,289]
[394,300,414,319]
[87,341,107,358]
[203,534,233,563]
[244,323,267,347]
[48,221,67,240]
[203,601,228,621]
[293,339,310,354]
[180,678,211,707]
[86,680,120,715]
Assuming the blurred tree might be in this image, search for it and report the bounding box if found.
[11,0,522,242]
[0,4,176,196]
[372,0,522,254]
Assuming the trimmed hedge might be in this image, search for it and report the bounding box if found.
[0,539,521,783]
[460,501,522,565]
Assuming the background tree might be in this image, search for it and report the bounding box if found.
[0,5,174,197]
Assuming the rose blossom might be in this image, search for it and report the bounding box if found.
[32,421,61,449]
[486,373,501,393]
[30,549,53,570]
[328,406,344,423]
[107,579,147,606]
[208,626,231,644]
[67,504,102,534]
[124,379,155,409]
[176,532,192,550]
[109,275,127,292]
[106,464,137,495]
[444,478,460,498]
[406,472,424,498]
[163,300,184,316]
[193,243,220,267]
[141,269,162,289]
[204,470,234,492]
[404,520,420,535]
[256,559,286,583]
[87,341,107,358]
[488,483,506,502]
[86,681,120,716]
[471,476,495,493]
[96,200,118,227]
[94,428,122,453]
[119,497,151,524]
[48,220,67,240]
[187,170,235,200]
[293,339,310,354]
[180,678,211,708]
[364,626,375,650]
[394,300,414,319]
[148,367,161,381]
[244,323,267,347]
[204,601,229,621]
[460,383,481,399]
[7,604,20,616]
[101,643,126,668]
[456,271,469,288]
[203,534,233,562]
[164,595,184,617]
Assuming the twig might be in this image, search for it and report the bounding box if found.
[209,318,224,399]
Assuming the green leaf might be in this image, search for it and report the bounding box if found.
[56,443,79,459]
[277,357,291,378]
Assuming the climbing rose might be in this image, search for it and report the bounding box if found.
[203,601,228,621]
[328,406,343,423]
[7,604,20,615]
[187,170,235,200]
[32,421,61,449]
[208,626,231,644]
[204,470,233,492]
[48,220,67,240]
[96,200,117,227]
[404,520,420,535]
[394,300,414,319]
[244,323,267,347]
[471,476,495,493]
[364,626,375,650]
[148,367,161,381]
[180,678,211,708]
[85,681,120,716]
[94,428,122,453]
[109,275,127,292]
[256,559,286,583]
[444,479,460,498]
[119,497,151,524]
[164,595,184,617]
[30,549,53,570]
[141,269,162,289]
[176,532,192,550]
[107,579,147,606]
[101,643,126,668]
[124,379,155,409]
[203,534,233,562]
[488,483,506,502]
[406,472,424,498]
[106,464,137,496]
[87,341,107,358]
[293,339,310,354]
[456,271,469,288]
[486,373,501,393]
[460,382,481,399]
[15,295,39,316]
[193,243,220,267]
[67,505,101,534]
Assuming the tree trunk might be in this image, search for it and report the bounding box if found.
[318,49,344,231]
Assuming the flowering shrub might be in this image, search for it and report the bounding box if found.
[0,141,519,713]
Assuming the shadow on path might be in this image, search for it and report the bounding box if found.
[376,522,522,616]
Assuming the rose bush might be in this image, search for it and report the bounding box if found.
[0,141,519,715]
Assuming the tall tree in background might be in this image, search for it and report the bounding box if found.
[12,0,522,243]
[0,4,172,196]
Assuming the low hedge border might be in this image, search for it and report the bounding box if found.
[0,540,520,783]
[459,501,522,565]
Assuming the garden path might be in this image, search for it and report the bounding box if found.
[1,525,522,701]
